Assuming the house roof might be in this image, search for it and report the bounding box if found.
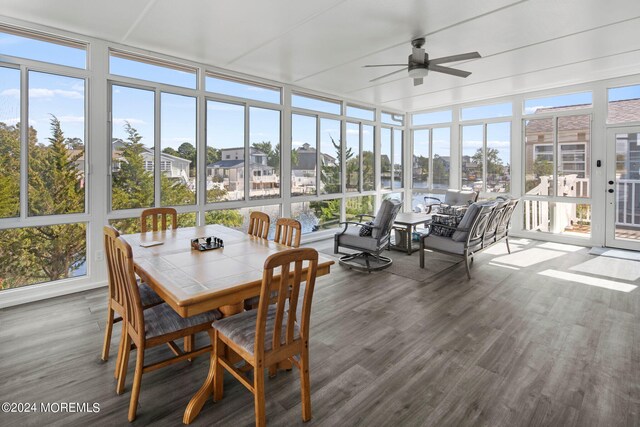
[208,159,245,168]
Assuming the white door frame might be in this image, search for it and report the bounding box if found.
[605,126,640,250]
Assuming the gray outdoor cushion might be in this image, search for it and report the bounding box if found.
[423,235,466,254]
[212,305,300,355]
[337,226,380,252]
[371,199,395,239]
[451,200,497,242]
[444,190,477,206]
[139,282,163,307]
[144,303,221,339]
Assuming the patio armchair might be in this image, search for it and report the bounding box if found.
[419,200,498,279]
[334,199,403,272]
[423,189,478,214]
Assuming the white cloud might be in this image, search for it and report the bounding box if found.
[524,105,551,114]
[487,140,511,149]
[0,116,20,125]
[58,115,85,124]
[113,118,145,126]
[292,140,306,148]
[0,88,20,98]
[28,88,84,100]
[346,128,359,135]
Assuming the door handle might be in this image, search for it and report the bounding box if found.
[608,189,614,193]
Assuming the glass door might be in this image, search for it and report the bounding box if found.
[606,127,640,250]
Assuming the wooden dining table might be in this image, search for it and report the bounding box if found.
[121,224,335,424]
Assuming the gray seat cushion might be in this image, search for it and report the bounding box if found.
[139,282,163,307]
[144,303,221,339]
[212,305,300,355]
[336,226,380,252]
[444,190,477,206]
[423,235,466,254]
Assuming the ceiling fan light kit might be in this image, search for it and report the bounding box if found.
[365,37,481,86]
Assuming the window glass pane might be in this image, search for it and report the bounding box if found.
[249,107,280,200]
[111,85,155,210]
[292,199,341,234]
[412,129,429,190]
[363,124,375,191]
[381,128,392,190]
[0,223,86,290]
[557,115,590,198]
[206,74,281,104]
[346,105,374,121]
[206,100,245,202]
[292,94,340,115]
[0,28,85,68]
[320,118,341,194]
[412,110,451,126]
[607,85,640,124]
[461,125,483,192]
[432,128,450,192]
[486,122,511,194]
[525,118,554,196]
[524,92,592,115]
[28,72,85,216]
[291,114,317,196]
[110,51,196,89]
[461,102,512,121]
[393,129,403,189]
[0,67,21,218]
[522,202,591,237]
[346,195,374,221]
[207,205,280,238]
[160,93,196,206]
[383,192,403,201]
[381,112,404,126]
[110,212,196,235]
[346,122,360,192]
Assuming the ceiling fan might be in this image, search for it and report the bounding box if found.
[364,38,481,86]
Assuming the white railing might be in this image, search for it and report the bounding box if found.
[616,179,640,226]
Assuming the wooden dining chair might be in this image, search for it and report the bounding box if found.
[210,248,319,427]
[140,207,178,233]
[101,226,163,364]
[111,235,222,422]
[244,217,302,311]
[248,211,270,239]
[274,218,302,248]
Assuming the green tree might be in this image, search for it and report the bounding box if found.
[111,122,154,210]
[0,122,22,218]
[321,135,341,193]
[0,117,86,289]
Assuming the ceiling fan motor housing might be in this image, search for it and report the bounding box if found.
[408,53,429,69]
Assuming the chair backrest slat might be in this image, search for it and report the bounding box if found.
[274,218,301,248]
[255,248,318,359]
[104,226,124,308]
[112,236,145,343]
[248,211,270,239]
[141,208,177,233]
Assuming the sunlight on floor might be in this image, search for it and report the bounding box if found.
[569,257,640,281]
[490,248,566,268]
[538,242,584,252]
[538,269,637,293]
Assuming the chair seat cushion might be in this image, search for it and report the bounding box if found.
[336,226,380,252]
[423,235,466,254]
[144,303,221,339]
[212,306,300,355]
[139,282,163,307]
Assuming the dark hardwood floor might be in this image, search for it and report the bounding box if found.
[1,237,639,426]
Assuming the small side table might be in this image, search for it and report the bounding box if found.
[390,212,432,255]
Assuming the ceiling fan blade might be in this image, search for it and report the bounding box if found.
[428,64,472,78]
[429,51,481,65]
[412,47,426,64]
[363,64,407,68]
[370,67,408,82]
[413,77,423,86]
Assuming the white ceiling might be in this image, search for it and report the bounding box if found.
[1,0,640,112]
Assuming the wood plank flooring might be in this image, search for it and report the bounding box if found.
[1,237,639,426]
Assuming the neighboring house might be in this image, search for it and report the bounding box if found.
[291,142,337,193]
[110,140,192,184]
[206,147,278,192]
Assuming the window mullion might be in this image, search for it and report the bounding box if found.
[20,65,28,220]
[154,89,161,207]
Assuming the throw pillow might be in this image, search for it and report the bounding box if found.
[359,221,374,237]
